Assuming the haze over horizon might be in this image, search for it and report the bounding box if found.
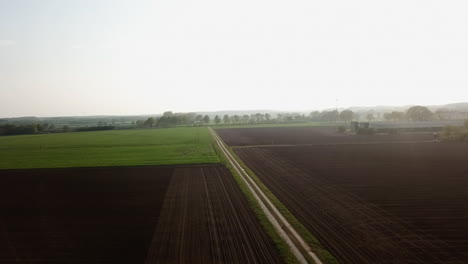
[1,0,468,118]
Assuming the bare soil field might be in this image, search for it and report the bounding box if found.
[0,164,283,264]
[217,126,435,146]
[145,165,283,264]
[236,143,468,264]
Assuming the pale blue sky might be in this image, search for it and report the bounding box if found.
[1,0,468,117]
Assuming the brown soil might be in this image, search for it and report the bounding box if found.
[0,164,283,264]
[236,143,468,264]
[217,126,434,146]
[145,165,283,264]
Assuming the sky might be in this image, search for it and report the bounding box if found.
[1,0,468,117]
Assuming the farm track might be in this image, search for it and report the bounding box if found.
[144,165,284,264]
[210,128,323,264]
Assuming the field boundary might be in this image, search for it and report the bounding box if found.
[210,128,338,264]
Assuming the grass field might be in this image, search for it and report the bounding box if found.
[0,127,219,169]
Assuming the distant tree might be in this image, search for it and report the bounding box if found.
[242,115,249,124]
[406,106,433,121]
[366,113,374,122]
[163,111,173,117]
[223,115,231,124]
[265,113,271,122]
[136,120,144,127]
[321,110,339,122]
[277,113,284,122]
[203,115,210,124]
[144,117,155,127]
[31,124,38,133]
[214,115,221,125]
[233,115,240,124]
[389,111,405,121]
[255,113,264,123]
[62,125,70,133]
[195,114,203,122]
[309,111,321,121]
[339,110,354,124]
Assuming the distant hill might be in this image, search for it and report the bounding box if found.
[435,102,468,111]
[346,102,468,113]
[2,102,467,122]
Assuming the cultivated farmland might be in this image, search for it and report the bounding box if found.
[0,127,219,169]
[0,164,283,264]
[217,126,434,146]
[218,126,468,263]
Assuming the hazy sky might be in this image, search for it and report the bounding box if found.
[1,0,468,117]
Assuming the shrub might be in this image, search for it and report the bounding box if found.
[442,126,468,142]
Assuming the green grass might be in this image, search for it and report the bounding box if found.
[219,139,340,264]
[0,127,219,169]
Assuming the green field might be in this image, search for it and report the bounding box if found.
[0,127,219,169]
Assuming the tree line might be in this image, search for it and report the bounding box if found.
[0,122,116,136]
[0,123,58,136]
[1,106,467,136]
[310,106,464,123]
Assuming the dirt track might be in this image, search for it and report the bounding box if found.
[0,165,283,264]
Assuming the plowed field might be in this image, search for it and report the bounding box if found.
[236,144,468,263]
[217,127,468,263]
[0,165,283,264]
[217,126,434,146]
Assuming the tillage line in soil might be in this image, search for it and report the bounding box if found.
[237,147,463,264]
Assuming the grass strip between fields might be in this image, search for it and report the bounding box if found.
[211,132,340,264]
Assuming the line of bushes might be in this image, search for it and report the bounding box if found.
[441,120,468,142]
[75,126,115,132]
